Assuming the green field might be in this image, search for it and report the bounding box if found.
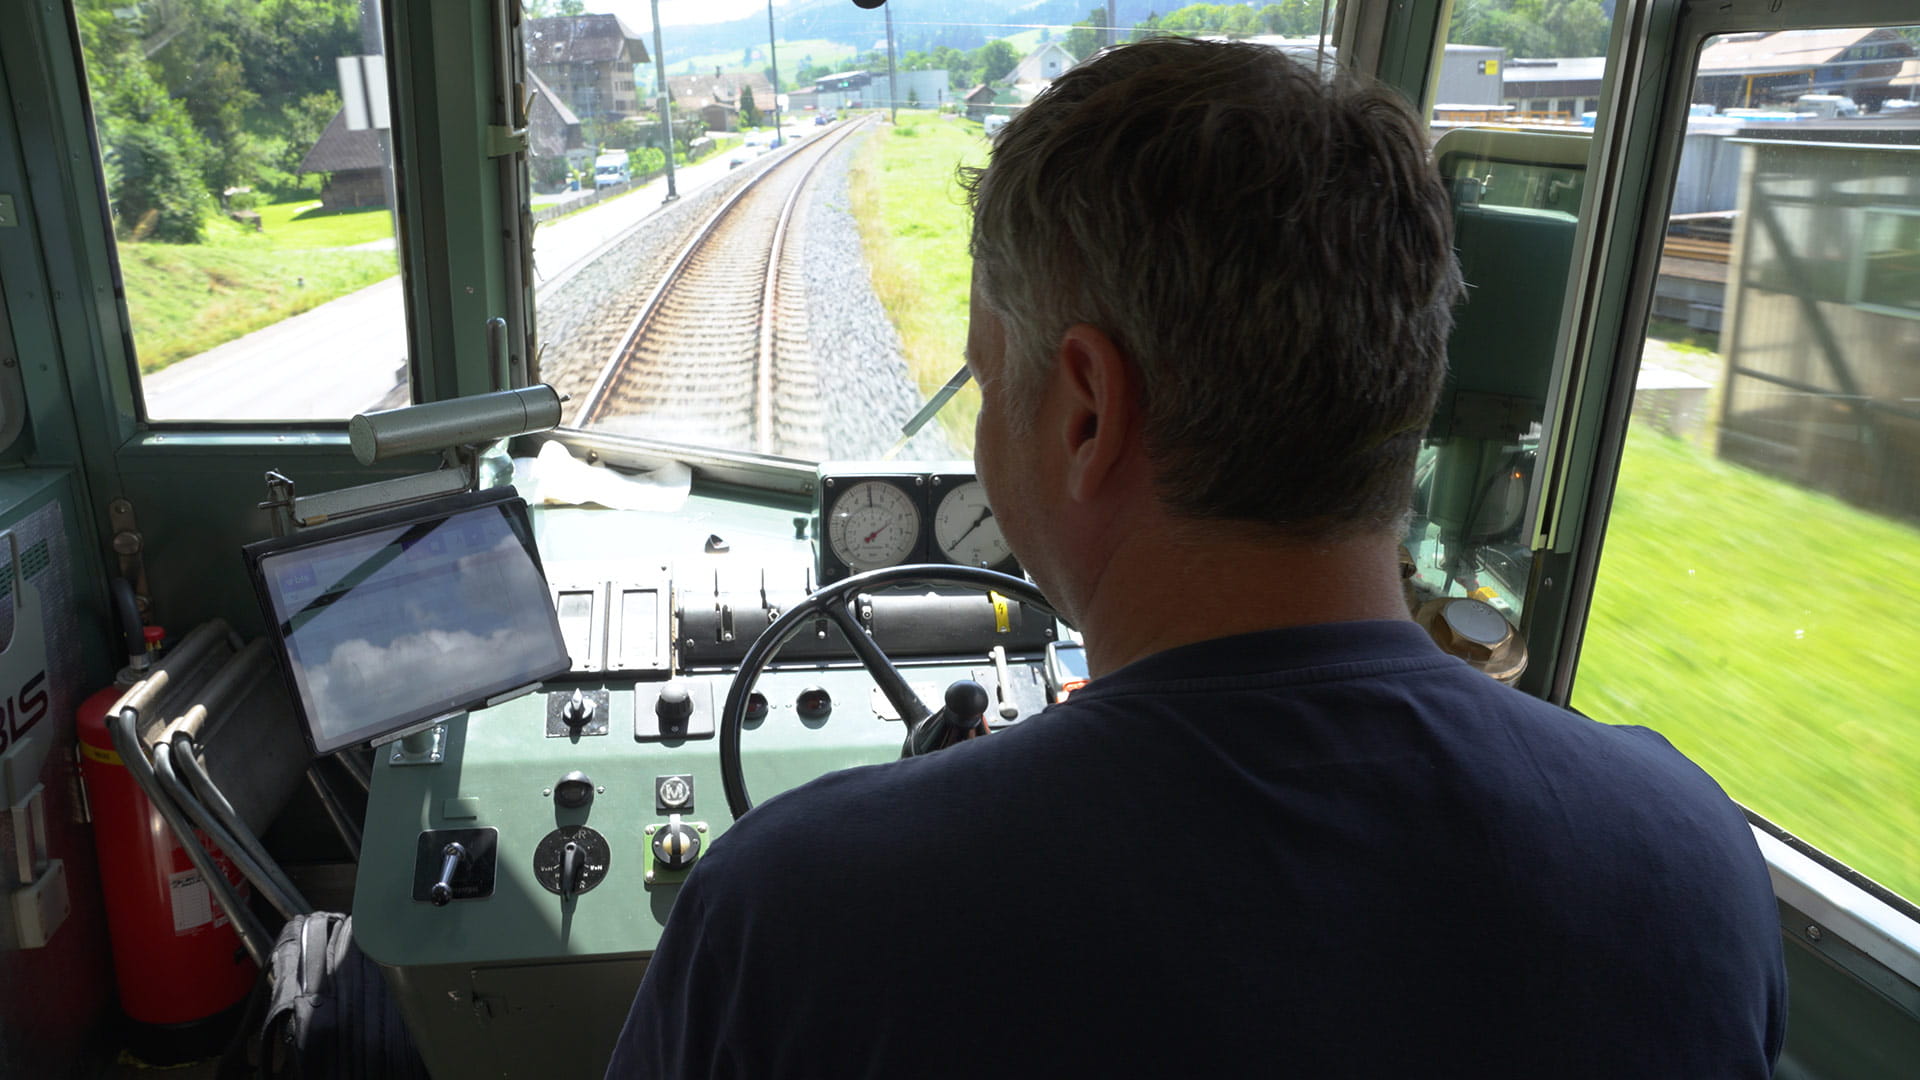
[120,201,398,373]
[1578,426,1920,901]
[847,113,988,451]
[677,39,856,83]
[847,115,1919,902]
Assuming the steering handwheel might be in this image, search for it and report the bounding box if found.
[718,564,1061,820]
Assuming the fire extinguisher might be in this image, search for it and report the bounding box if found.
[75,582,255,1063]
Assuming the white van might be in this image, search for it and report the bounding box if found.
[983,115,1009,139]
[594,152,630,187]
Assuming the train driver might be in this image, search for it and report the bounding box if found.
[608,37,1786,1077]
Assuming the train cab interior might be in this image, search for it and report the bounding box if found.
[1,0,1917,1075]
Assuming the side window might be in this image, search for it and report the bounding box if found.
[1575,25,1920,903]
[1402,3,1617,637]
[73,0,408,421]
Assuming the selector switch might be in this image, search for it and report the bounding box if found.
[546,687,610,737]
[651,816,702,872]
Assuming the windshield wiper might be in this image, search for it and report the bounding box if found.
[883,364,972,461]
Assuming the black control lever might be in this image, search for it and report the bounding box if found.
[430,841,468,907]
[905,681,990,757]
[561,840,581,902]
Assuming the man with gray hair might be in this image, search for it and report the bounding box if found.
[610,37,1784,1077]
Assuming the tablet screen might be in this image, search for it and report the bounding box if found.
[250,492,568,754]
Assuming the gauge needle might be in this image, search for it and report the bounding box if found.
[952,507,993,548]
[865,526,886,543]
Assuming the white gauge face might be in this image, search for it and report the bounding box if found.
[933,481,1012,569]
[828,480,921,571]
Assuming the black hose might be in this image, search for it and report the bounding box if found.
[109,577,145,665]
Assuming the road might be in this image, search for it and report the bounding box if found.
[142,147,750,421]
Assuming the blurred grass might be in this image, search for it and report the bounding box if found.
[847,113,985,452]
[1577,425,1920,902]
[121,204,397,373]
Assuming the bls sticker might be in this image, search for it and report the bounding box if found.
[0,672,49,755]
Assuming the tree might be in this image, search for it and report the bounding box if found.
[1065,8,1108,61]
[974,40,1019,84]
[741,84,762,128]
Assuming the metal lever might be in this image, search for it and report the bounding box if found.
[560,841,581,902]
[430,841,468,906]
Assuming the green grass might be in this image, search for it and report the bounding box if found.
[248,200,394,247]
[120,208,397,373]
[1577,425,1920,901]
[847,113,988,451]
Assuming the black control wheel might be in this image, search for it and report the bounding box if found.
[718,564,1061,821]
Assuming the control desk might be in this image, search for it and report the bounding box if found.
[351,489,1064,1077]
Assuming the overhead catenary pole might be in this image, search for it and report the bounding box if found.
[650,0,678,201]
[1107,0,1117,48]
[766,0,782,145]
[884,0,898,124]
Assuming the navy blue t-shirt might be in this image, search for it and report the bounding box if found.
[609,620,1785,1077]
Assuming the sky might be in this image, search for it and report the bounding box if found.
[588,0,805,32]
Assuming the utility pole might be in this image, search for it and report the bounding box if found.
[650,0,678,201]
[884,0,898,124]
[766,0,783,146]
[1106,0,1118,48]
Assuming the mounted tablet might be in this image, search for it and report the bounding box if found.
[243,487,570,756]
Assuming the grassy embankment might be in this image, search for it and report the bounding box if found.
[119,200,397,373]
[847,113,987,452]
[850,112,1920,901]
[1579,425,1920,900]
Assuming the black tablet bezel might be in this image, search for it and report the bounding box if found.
[242,486,569,756]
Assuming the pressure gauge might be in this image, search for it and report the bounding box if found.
[826,479,922,574]
[932,479,1013,570]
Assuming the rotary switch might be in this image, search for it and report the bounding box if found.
[651,814,701,872]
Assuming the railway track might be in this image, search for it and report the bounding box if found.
[574,118,870,457]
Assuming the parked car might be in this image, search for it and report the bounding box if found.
[593,152,629,187]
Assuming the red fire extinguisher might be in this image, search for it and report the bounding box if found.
[76,620,256,1062]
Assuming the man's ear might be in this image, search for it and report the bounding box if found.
[1053,324,1137,504]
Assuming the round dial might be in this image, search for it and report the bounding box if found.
[828,480,921,572]
[933,481,1011,569]
[532,825,610,897]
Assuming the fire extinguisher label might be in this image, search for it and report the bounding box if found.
[168,867,214,933]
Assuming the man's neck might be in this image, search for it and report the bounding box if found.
[1071,525,1413,678]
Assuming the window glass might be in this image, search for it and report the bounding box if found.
[534,5,1381,463]
[74,0,408,421]
[1575,25,1920,902]
[1402,2,1618,635]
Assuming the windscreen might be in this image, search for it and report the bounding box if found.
[252,497,569,754]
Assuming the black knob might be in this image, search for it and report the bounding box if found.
[652,821,702,871]
[554,771,594,810]
[942,681,990,737]
[655,682,692,734]
[430,841,468,907]
[795,686,832,721]
[562,689,595,729]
